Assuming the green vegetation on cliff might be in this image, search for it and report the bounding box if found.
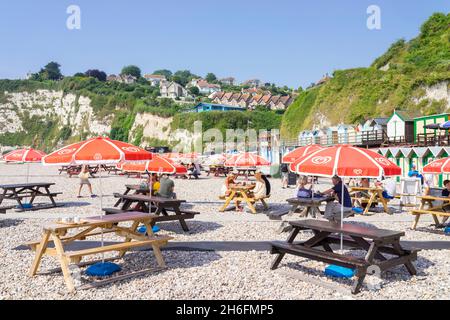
[281,13,450,139]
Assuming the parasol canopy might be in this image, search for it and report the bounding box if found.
[3,148,46,163]
[42,137,152,165]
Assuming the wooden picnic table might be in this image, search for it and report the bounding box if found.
[63,165,99,178]
[286,196,335,218]
[270,219,418,294]
[0,182,63,212]
[26,211,172,292]
[409,195,450,229]
[350,187,389,215]
[207,166,230,177]
[219,184,269,214]
[113,184,150,207]
[110,193,198,232]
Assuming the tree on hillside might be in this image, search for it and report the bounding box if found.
[205,73,217,83]
[172,70,198,87]
[85,69,107,81]
[121,65,141,78]
[31,61,63,81]
[189,86,200,96]
[153,69,173,80]
[73,72,86,77]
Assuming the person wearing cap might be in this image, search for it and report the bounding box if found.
[408,164,423,184]
[319,175,353,222]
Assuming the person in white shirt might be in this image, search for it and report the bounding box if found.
[376,177,397,199]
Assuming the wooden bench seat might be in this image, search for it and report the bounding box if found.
[0,205,15,214]
[410,209,450,229]
[271,242,369,270]
[16,203,65,212]
[26,229,118,250]
[65,235,172,261]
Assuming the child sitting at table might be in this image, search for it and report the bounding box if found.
[296,176,312,198]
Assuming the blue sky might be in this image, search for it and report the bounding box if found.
[0,1,448,88]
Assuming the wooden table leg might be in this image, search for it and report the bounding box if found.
[378,190,389,214]
[363,192,376,215]
[271,227,300,270]
[143,222,166,268]
[431,214,441,226]
[219,190,236,212]
[411,214,421,230]
[288,203,299,216]
[52,232,75,292]
[173,205,189,232]
[118,221,141,258]
[392,241,417,275]
[241,192,257,214]
[29,230,51,276]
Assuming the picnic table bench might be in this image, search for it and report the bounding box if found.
[219,184,269,214]
[350,187,390,215]
[0,182,63,211]
[286,196,335,218]
[109,193,199,232]
[270,219,418,294]
[113,184,150,207]
[410,195,450,229]
[26,211,172,292]
[207,166,230,177]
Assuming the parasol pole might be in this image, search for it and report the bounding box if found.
[340,176,344,252]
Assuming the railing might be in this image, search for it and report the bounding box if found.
[283,130,388,148]
[416,133,450,147]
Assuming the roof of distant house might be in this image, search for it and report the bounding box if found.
[394,110,421,121]
[144,74,166,79]
[196,80,220,89]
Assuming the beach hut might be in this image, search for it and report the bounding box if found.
[386,110,416,144]
[361,118,388,145]
[312,129,326,145]
[337,124,352,144]
[298,130,313,146]
[325,126,339,146]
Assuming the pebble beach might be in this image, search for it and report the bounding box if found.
[0,163,449,300]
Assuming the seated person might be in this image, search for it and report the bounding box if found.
[251,172,267,200]
[408,164,424,184]
[261,173,271,196]
[423,173,435,196]
[157,174,176,199]
[376,177,396,200]
[319,175,353,222]
[145,173,160,195]
[220,173,237,197]
[360,178,370,188]
[296,176,312,198]
[440,180,450,226]
[187,163,199,179]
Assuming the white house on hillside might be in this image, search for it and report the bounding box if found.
[144,74,166,86]
[160,81,190,99]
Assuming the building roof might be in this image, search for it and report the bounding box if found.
[392,110,420,122]
[193,103,245,111]
[144,74,166,80]
[196,80,221,89]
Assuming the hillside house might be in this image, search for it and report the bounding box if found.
[144,74,166,86]
[219,77,235,86]
[160,81,190,99]
[189,79,221,95]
